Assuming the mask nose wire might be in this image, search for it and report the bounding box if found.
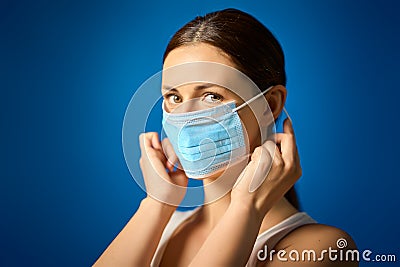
[231,85,274,112]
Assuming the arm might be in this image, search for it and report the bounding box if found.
[93,198,175,267]
[189,118,301,267]
[189,200,264,266]
[94,133,188,266]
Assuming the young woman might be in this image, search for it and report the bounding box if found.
[94,8,358,267]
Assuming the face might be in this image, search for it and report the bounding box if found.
[163,43,266,150]
[162,43,285,179]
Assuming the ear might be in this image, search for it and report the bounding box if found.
[264,85,287,120]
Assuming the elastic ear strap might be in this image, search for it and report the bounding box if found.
[282,106,292,122]
[232,86,274,112]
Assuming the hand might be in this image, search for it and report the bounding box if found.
[231,118,301,218]
[139,132,188,206]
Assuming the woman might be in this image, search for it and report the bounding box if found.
[95,8,357,266]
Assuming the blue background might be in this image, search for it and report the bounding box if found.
[1,0,399,266]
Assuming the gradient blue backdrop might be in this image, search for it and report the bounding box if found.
[1,1,399,266]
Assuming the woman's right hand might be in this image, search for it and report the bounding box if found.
[94,132,187,266]
[139,132,188,206]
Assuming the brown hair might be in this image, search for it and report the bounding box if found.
[163,8,300,210]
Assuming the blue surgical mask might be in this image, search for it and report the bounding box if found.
[162,86,275,178]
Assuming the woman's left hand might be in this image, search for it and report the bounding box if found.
[231,118,302,218]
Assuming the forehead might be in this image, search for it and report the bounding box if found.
[163,43,235,70]
[162,44,259,100]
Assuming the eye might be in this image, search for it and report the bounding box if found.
[203,93,223,103]
[166,94,182,104]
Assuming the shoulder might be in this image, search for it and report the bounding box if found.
[264,223,359,266]
[279,223,356,249]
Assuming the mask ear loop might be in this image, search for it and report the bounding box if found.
[282,106,292,123]
[231,86,274,113]
[232,86,291,123]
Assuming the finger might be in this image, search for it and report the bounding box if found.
[139,133,152,158]
[248,146,273,192]
[274,133,295,147]
[154,149,168,165]
[282,107,292,123]
[140,132,161,151]
[142,133,152,150]
[150,132,162,150]
[262,140,283,170]
[162,138,178,164]
[274,136,296,168]
[162,138,178,171]
[139,133,168,165]
[139,132,146,150]
[283,118,295,136]
[169,168,188,187]
[262,140,280,163]
[234,147,264,190]
[143,133,154,158]
[273,119,295,141]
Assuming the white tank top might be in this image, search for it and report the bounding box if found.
[150,207,316,267]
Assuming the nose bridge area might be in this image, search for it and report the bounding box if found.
[167,83,212,113]
[171,97,205,113]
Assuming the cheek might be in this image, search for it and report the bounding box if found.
[239,110,261,152]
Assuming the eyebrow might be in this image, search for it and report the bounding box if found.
[162,83,220,91]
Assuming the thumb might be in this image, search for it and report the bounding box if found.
[233,146,273,192]
[169,168,188,188]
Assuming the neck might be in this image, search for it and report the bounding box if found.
[200,178,233,229]
[199,171,298,232]
[198,159,247,229]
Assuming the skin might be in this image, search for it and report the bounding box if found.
[94,43,358,267]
